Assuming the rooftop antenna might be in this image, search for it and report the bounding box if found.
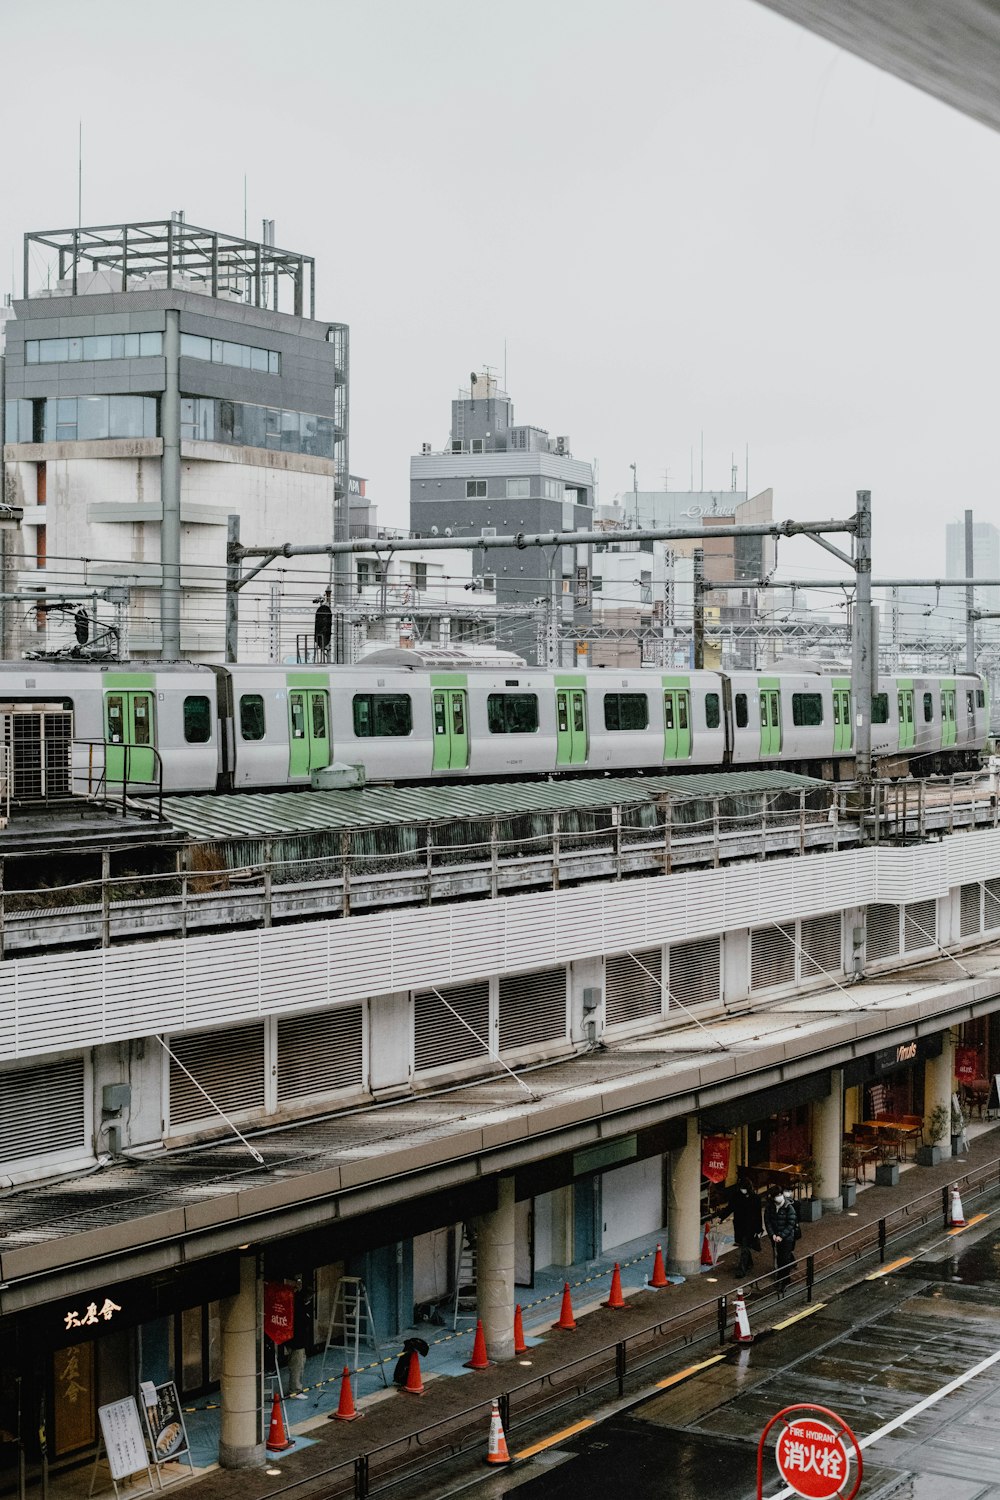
[503,337,507,392]
[731,453,737,492]
[745,441,750,501]
[243,175,247,240]
[700,430,704,491]
[689,446,694,490]
[77,120,82,228]
[630,461,639,527]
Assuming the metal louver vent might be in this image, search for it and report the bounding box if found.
[960,883,982,939]
[606,949,662,1028]
[800,912,842,978]
[751,926,796,991]
[904,899,936,952]
[169,1022,265,1126]
[278,1007,363,1103]
[499,968,566,1052]
[414,983,490,1072]
[866,903,901,962]
[668,937,720,1011]
[983,878,1000,931]
[0,1057,85,1165]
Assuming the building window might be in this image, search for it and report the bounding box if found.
[791,693,823,726]
[356,560,384,589]
[466,479,487,498]
[34,524,46,570]
[705,692,721,728]
[41,395,158,443]
[239,694,266,740]
[183,696,212,743]
[471,439,484,454]
[352,694,412,737]
[487,693,539,733]
[603,693,648,731]
[872,693,889,724]
[924,692,934,722]
[180,333,279,373]
[451,440,465,454]
[4,399,34,443]
[25,332,163,364]
[543,479,563,500]
[482,573,496,592]
[411,562,427,590]
[179,396,333,456]
[506,478,530,498]
[735,692,749,728]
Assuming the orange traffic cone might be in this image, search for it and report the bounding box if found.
[265,1391,293,1452]
[603,1262,629,1309]
[464,1318,491,1370]
[399,1348,425,1396]
[950,1183,967,1227]
[553,1282,577,1330]
[701,1221,715,1267]
[513,1304,528,1356]
[485,1398,512,1466]
[331,1366,362,1422]
[650,1243,669,1289]
[732,1287,753,1345]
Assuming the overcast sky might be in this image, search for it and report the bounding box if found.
[2,0,998,582]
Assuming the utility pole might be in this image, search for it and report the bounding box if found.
[226,515,241,663]
[965,508,976,674]
[852,490,873,786]
[693,547,705,669]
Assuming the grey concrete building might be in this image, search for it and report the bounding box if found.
[410,372,595,665]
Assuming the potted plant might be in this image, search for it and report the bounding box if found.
[796,1157,823,1222]
[841,1145,859,1209]
[874,1133,901,1186]
[917,1103,949,1167]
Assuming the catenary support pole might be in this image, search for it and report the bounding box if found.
[226,515,241,664]
[852,490,873,788]
[966,508,976,675]
[160,309,182,660]
[693,548,705,669]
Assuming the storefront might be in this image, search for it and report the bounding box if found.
[842,1035,943,1129]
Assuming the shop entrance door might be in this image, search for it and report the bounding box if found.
[573,1176,601,1262]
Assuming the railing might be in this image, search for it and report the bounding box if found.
[261,1155,1000,1500]
[75,739,165,823]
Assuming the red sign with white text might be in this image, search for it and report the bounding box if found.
[775,1418,850,1497]
[264,1282,295,1346]
[701,1135,731,1184]
[956,1046,978,1083]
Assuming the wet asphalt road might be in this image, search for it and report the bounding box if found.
[497,1217,1000,1498]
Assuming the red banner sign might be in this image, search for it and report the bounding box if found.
[263,1282,295,1346]
[955,1046,979,1083]
[701,1135,731,1183]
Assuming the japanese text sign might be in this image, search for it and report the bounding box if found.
[758,1404,861,1500]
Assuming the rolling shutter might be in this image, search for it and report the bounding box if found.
[169,1022,265,1126]
[800,913,842,978]
[866,904,900,962]
[960,882,982,939]
[904,899,936,952]
[606,949,662,1028]
[667,937,721,1010]
[751,925,796,991]
[278,1007,363,1103]
[414,983,491,1072]
[0,1057,86,1165]
[499,968,566,1052]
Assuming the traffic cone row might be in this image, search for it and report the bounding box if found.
[485,1398,512,1466]
[603,1262,629,1309]
[650,1243,669,1289]
[265,1391,293,1453]
[513,1304,528,1355]
[399,1348,425,1395]
[464,1318,491,1370]
[731,1287,753,1345]
[950,1183,967,1227]
[701,1221,715,1267]
[553,1282,577,1330]
[332,1366,362,1422]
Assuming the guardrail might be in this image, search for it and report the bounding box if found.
[264,1154,1000,1500]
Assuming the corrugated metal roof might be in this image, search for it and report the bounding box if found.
[159,770,828,842]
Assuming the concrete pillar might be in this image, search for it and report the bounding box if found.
[476,1176,516,1362]
[924,1029,955,1149]
[814,1070,844,1214]
[667,1116,702,1276]
[219,1254,264,1470]
[160,308,182,660]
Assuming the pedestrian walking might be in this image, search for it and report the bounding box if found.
[724,1171,763,1278]
[763,1190,798,1295]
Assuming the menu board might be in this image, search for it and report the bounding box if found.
[97,1398,149,1482]
[141,1381,191,1468]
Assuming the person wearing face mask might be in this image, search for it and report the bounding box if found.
[763,1189,798,1294]
[724,1171,763,1278]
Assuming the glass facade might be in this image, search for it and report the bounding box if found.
[25,333,163,363]
[42,396,158,442]
[4,399,34,443]
[180,333,280,373]
[180,396,335,458]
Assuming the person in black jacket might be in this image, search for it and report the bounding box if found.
[763,1190,798,1295]
[725,1172,763,1278]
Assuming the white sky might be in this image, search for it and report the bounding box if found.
[2,0,998,582]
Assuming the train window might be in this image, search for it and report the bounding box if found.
[791,693,823,727]
[312,694,328,738]
[290,694,305,739]
[353,693,412,737]
[924,692,933,723]
[488,693,539,733]
[978,689,986,708]
[735,693,748,729]
[183,696,212,743]
[872,693,889,724]
[240,694,266,740]
[677,695,688,730]
[603,693,648,731]
[968,691,975,716]
[705,693,721,729]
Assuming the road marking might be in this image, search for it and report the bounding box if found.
[948,1212,988,1236]
[865,1255,912,1279]
[655,1353,726,1389]
[515,1418,595,1459]
[772,1302,826,1331]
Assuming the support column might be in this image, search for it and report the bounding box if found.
[476,1176,516,1362]
[219,1254,263,1470]
[160,309,182,660]
[814,1070,844,1214]
[667,1117,702,1277]
[924,1029,955,1150]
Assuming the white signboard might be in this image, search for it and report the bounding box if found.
[97,1398,149,1481]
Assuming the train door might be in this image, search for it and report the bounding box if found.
[897,683,915,750]
[432,687,469,771]
[832,682,852,753]
[758,679,782,757]
[288,687,331,776]
[104,689,156,782]
[941,684,957,748]
[662,688,691,761]
[555,687,588,767]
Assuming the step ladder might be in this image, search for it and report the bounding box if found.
[452,1223,478,1329]
[321,1277,388,1386]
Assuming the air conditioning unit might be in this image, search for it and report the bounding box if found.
[421,441,432,455]
[471,438,484,454]
[451,440,465,454]
[554,435,570,455]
